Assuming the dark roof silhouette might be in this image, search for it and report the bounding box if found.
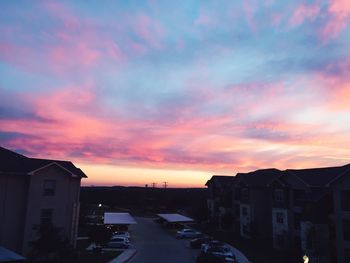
[236,168,282,187]
[205,175,234,188]
[286,164,350,187]
[0,146,87,178]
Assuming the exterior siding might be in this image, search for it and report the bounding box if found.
[332,175,350,263]
[22,164,81,253]
[0,174,29,253]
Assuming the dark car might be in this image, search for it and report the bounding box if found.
[190,237,213,249]
[201,241,236,262]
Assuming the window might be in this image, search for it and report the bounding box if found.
[276,212,284,224]
[341,190,350,211]
[40,209,53,225]
[241,188,249,200]
[43,180,56,196]
[343,219,350,241]
[274,189,284,202]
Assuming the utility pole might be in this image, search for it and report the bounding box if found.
[163,181,168,189]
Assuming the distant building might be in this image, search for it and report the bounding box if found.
[0,146,87,255]
[205,164,350,263]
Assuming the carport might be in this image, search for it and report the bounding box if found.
[157,213,194,223]
[0,246,25,262]
[104,212,137,231]
[156,213,194,229]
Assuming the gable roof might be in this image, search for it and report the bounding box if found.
[236,168,282,187]
[0,146,87,178]
[286,164,350,187]
[205,175,234,188]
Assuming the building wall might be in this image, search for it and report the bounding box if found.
[251,189,272,239]
[300,222,331,263]
[21,164,81,254]
[0,174,29,253]
[240,204,251,238]
[272,208,288,249]
[332,176,350,263]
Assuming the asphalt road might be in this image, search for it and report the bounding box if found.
[129,217,198,263]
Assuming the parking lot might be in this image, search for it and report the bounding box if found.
[129,217,198,263]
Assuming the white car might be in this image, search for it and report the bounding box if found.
[106,236,130,248]
[176,228,202,238]
[112,231,130,239]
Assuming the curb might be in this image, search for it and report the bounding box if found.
[108,249,137,263]
[122,249,137,263]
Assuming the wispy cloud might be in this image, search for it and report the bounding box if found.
[1,0,350,186]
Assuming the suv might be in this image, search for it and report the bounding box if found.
[106,237,130,248]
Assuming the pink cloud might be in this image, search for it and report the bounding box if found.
[243,0,257,32]
[322,0,350,39]
[289,3,320,27]
[132,14,166,49]
[50,43,100,71]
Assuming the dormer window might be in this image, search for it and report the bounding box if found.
[241,188,249,200]
[43,180,56,196]
[274,189,284,202]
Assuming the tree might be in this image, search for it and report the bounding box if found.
[28,224,69,262]
[221,212,234,230]
[88,225,112,247]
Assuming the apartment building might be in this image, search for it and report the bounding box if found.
[234,169,281,240]
[206,175,235,229]
[206,164,350,263]
[0,146,87,255]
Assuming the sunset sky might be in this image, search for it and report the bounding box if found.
[1,0,350,187]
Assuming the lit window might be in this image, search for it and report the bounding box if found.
[43,180,56,196]
[40,209,53,225]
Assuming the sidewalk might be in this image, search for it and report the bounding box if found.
[229,245,250,263]
[108,249,137,263]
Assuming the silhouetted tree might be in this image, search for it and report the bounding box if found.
[88,225,112,246]
[221,212,234,230]
[29,224,64,262]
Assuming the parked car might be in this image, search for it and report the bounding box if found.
[201,240,228,251]
[112,231,130,239]
[176,228,202,238]
[205,246,235,260]
[201,241,236,262]
[106,236,130,248]
[190,237,213,249]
